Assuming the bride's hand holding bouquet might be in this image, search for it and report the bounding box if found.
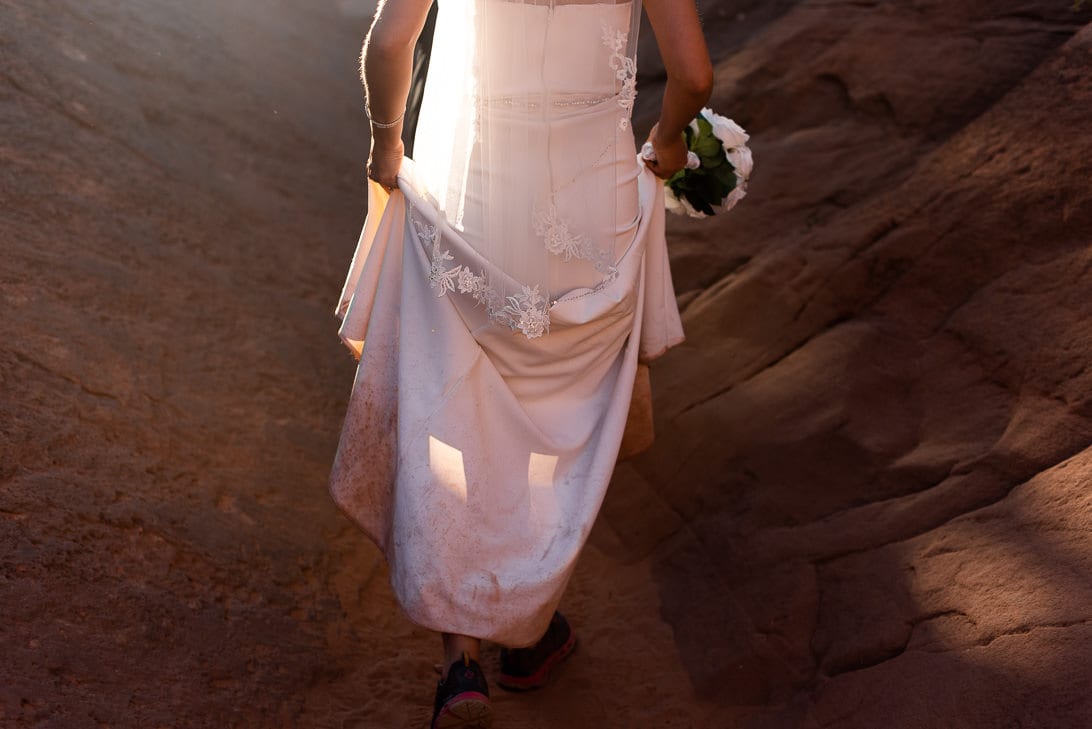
[642,107,753,218]
[643,121,693,180]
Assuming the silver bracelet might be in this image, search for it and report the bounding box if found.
[368,108,405,129]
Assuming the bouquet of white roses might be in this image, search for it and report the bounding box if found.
[641,108,753,218]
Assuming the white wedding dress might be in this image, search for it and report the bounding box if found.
[329,0,683,647]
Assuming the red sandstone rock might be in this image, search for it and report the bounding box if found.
[610,2,1092,724]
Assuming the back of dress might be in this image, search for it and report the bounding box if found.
[410,0,643,338]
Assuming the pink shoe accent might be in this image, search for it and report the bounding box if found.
[497,630,577,690]
[432,691,492,729]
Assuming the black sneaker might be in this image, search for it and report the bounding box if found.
[497,612,577,691]
[431,652,493,729]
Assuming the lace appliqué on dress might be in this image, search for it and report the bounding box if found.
[503,285,550,340]
[412,206,551,340]
[532,200,619,280]
[601,24,637,131]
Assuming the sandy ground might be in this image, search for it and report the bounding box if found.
[2,0,1091,727]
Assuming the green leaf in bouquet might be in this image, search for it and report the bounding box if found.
[696,115,714,139]
[700,151,724,168]
[713,162,738,188]
[693,135,722,159]
[708,170,734,204]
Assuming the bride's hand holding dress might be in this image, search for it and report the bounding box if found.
[367,134,404,192]
[361,0,432,190]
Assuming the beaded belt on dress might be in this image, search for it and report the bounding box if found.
[483,93,616,111]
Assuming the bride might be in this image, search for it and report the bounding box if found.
[329,0,712,726]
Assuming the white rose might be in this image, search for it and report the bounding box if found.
[685,202,706,218]
[726,144,753,179]
[718,181,748,213]
[681,195,706,219]
[700,108,749,149]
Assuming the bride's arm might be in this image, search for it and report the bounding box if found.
[642,0,714,179]
[362,0,434,190]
